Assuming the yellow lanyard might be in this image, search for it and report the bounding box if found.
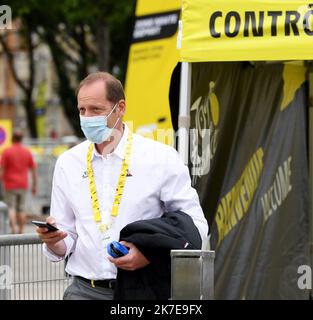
[86,130,133,232]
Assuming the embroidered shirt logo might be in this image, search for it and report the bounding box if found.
[126,169,133,177]
[82,171,88,179]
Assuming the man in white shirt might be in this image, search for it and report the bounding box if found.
[37,72,208,300]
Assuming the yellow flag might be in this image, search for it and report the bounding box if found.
[124,0,181,143]
[0,119,12,153]
[35,82,48,138]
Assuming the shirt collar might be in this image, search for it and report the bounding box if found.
[92,123,128,160]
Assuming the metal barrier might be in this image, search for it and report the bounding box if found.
[0,230,214,300]
[25,138,80,216]
[0,233,71,300]
[0,201,9,235]
[171,250,215,300]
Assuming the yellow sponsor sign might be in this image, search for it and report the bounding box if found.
[181,0,313,62]
[35,82,48,138]
[0,119,12,153]
[124,0,181,142]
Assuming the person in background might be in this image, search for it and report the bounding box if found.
[0,130,37,234]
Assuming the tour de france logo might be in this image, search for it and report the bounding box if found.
[190,81,220,184]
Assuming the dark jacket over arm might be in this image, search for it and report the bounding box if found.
[114,211,202,300]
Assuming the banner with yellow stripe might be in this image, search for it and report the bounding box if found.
[187,61,309,299]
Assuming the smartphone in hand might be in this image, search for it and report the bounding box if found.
[107,241,129,258]
[32,220,59,232]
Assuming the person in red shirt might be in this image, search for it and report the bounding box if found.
[0,130,37,234]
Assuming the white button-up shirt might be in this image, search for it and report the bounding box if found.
[43,124,208,280]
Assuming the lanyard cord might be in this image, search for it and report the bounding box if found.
[86,131,133,231]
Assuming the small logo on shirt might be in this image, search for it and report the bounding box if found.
[82,171,88,179]
[126,170,133,177]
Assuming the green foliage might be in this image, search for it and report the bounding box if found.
[8,0,134,76]
[4,0,135,136]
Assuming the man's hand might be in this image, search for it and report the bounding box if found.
[108,241,150,271]
[36,216,67,256]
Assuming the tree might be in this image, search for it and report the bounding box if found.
[3,0,134,137]
[0,15,38,137]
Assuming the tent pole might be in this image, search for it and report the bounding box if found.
[178,62,192,164]
[309,67,313,299]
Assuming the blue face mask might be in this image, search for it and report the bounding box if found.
[79,103,119,144]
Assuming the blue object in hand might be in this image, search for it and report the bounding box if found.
[107,241,129,258]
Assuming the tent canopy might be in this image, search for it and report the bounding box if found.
[180,0,313,62]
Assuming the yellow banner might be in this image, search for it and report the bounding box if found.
[0,119,12,153]
[181,0,313,62]
[35,82,48,138]
[124,0,181,141]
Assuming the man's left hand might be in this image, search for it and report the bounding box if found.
[108,241,150,271]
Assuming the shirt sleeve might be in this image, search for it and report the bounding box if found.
[160,147,209,242]
[43,157,77,262]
